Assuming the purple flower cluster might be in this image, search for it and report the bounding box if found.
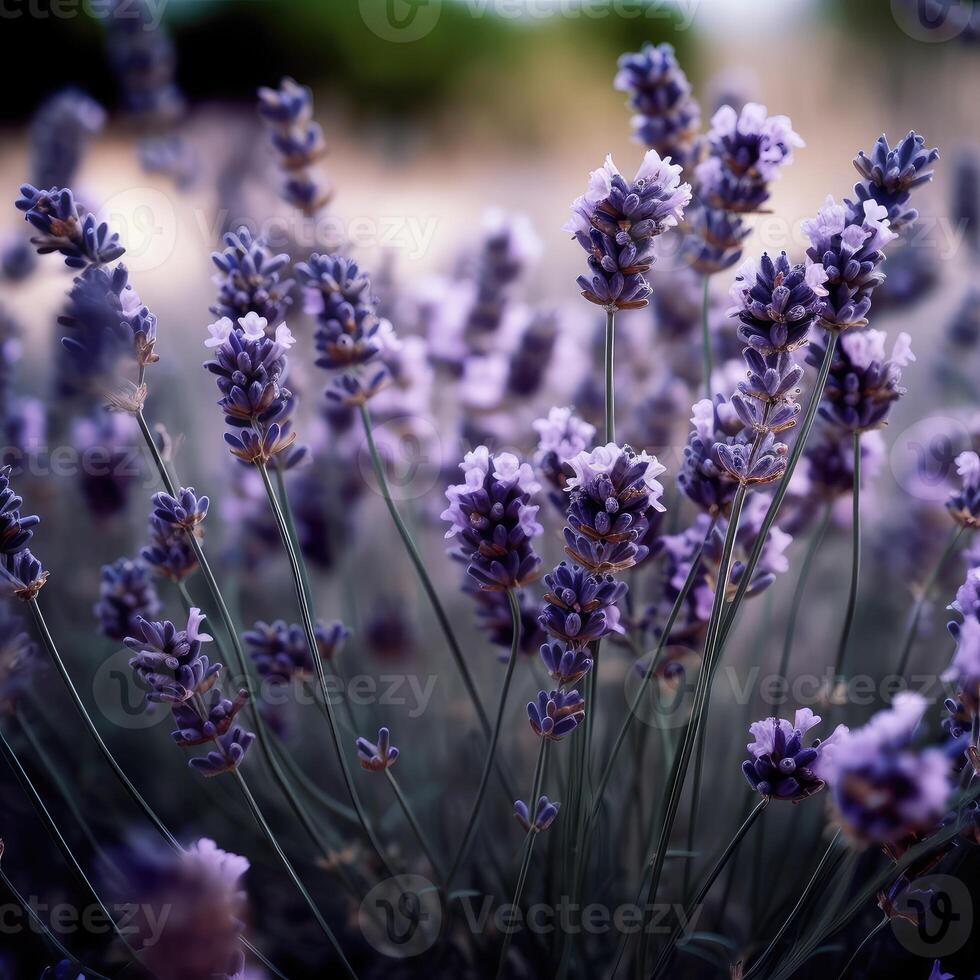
[539,562,626,647]
[947,451,980,530]
[0,466,46,600]
[527,688,586,741]
[514,795,560,833]
[125,608,254,776]
[741,708,846,802]
[140,488,203,583]
[614,42,701,167]
[30,89,105,191]
[211,227,294,325]
[356,726,399,771]
[533,406,596,511]
[257,77,331,216]
[244,618,349,684]
[564,150,691,310]
[442,446,543,591]
[204,312,301,465]
[94,557,161,642]
[816,692,952,844]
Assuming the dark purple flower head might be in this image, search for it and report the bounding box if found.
[614,42,701,167]
[741,708,845,802]
[848,131,940,231]
[172,687,250,747]
[211,227,294,325]
[505,311,557,399]
[442,447,542,591]
[947,451,980,530]
[151,487,209,531]
[356,726,399,771]
[539,640,593,686]
[809,328,915,432]
[797,425,886,506]
[94,557,161,643]
[30,89,105,191]
[942,617,980,714]
[244,618,349,684]
[0,466,40,555]
[528,688,586,740]
[141,507,198,583]
[533,406,596,510]
[15,185,124,270]
[563,442,666,573]
[1,234,36,281]
[459,577,544,660]
[1,550,48,600]
[677,396,745,515]
[564,151,691,311]
[539,563,626,649]
[187,724,254,778]
[514,795,560,833]
[817,692,952,844]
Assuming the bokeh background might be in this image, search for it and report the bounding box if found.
[1,1,980,977]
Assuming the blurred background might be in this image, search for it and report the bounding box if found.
[1,0,980,977]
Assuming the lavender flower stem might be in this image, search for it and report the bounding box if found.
[384,767,446,885]
[895,523,966,677]
[701,273,712,398]
[743,829,843,979]
[273,463,315,610]
[834,916,888,980]
[604,308,616,442]
[651,796,769,978]
[495,739,549,980]
[0,866,111,980]
[444,589,522,892]
[358,403,512,796]
[832,432,862,678]
[0,728,142,965]
[233,768,358,980]
[255,459,395,877]
[639,483,748,960]
[27,597,176,847]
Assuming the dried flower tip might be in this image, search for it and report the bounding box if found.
[356,726,399,771]
[104,381,147,414]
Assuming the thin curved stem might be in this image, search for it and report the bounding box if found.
[835,916,888,980]
[256,459,394,878]
[895,523,965,677]
[652,797,769,978]
[384,767,446,885]
[495,740,549,980]
[701,273,713,398]
[445,590,522,892]
[744,829,842,979]
[358,402,511,800]
[604,307,616,442]
[832,432,862,678]
[234,769,357,980]
[273,463,316,611]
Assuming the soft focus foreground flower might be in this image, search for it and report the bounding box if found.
[244,618,349,684]
[817,692,952,844]
[943,617,980,713]
[514,795,560,833]
[564,150,691,310]
[211,227,294,325]
[741,708,846,802]
[30,89,105,191]
[94,558,161,643]
[614,42,701,166]
[356,726,399,771]
[0,468,47,600]
[947,451,980,529]
[442,446,542,591]
[533,406,596,507]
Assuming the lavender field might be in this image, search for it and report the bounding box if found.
[1,1,980,978]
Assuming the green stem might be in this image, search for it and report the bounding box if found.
[256,460,394,878]
[445,590,522,892]
[234,769,357,980]
[744,829,842,979]
[652,797,769,978]
[605,307,616,442]
[0,865,111,980]
[384,767,446,885]
[895,524,965,677]
[273,463,316,611]
[495,740,550,980]
[832,432,862,678]
[835,916,888,980]
[358,403,509,798]
[701,273,712,398]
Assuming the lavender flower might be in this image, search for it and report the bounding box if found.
[952,148,979,259]
[71,413,140,518]
[0,466,40,555]
[539,640,593,686]
[151,487,209,531]
[528,688,586,740]
[614,42,701,166]
[211,228,294,325]
[947,451,980,530]
[942,617,980,713]
[741,708,846,802]
[539,562,626,648]
[1,550,48,600]
[460,580,544,660]
[562,442,666,573]
[514,795,560,833]
[442,447,542,591]
[141,502,199,584]
[244,618,349,684]
[564,150,691,310]
[533,406,596,508]
[94,557,161,643]
[677,396,744,515]
[505,311,558,399]
[15,185,124,271]
[356,726,399,771]
[257,77,331,215]
[809,328,915,432]
[30,89,105,191]
[816,692,952,844]
[203,313,300,464]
